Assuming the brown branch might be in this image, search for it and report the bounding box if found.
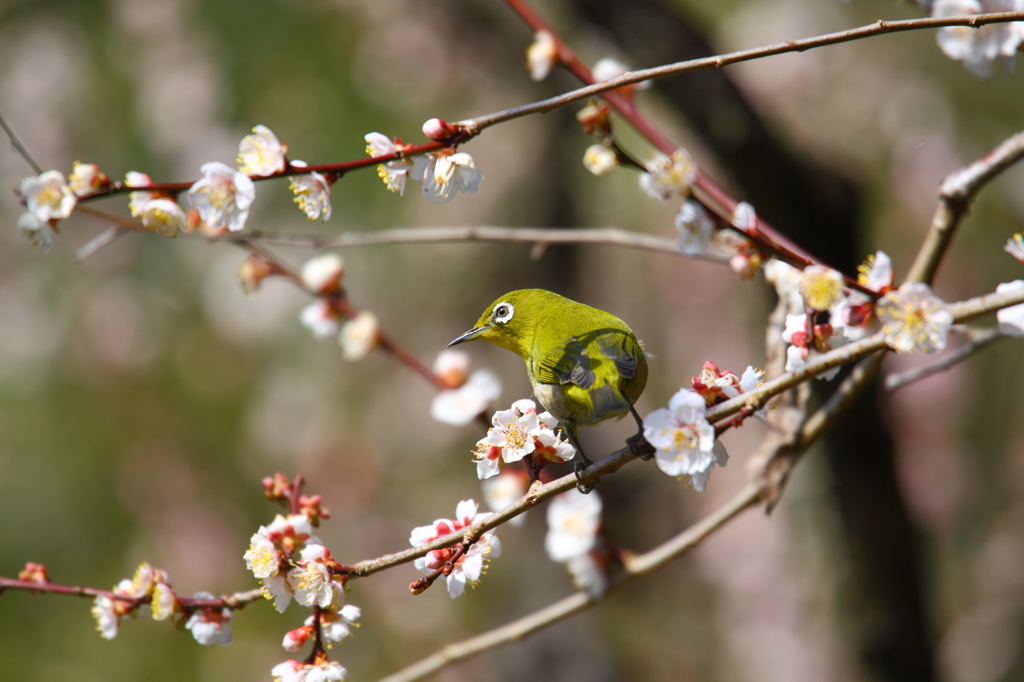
[884,327,1006,392]
[461,12,1024,133]
[225,225,722,260]
[905,131,1024,285]
[0,576,263,611]
[0,109,42,174]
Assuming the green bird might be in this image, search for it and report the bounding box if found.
[448,289,648,487]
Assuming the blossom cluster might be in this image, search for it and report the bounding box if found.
[409,500,502,599]
[932,0,1024,77]
[472,399,576,479]
[89,562,232,646]
[366,130,483,203]
[290,253,381,361]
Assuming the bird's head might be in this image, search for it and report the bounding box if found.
[448,289,558,358]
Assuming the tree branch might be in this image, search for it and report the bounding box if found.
[884,327,1006,392]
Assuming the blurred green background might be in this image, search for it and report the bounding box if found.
[2,0,1024,681]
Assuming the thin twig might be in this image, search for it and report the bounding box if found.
[884,327,1006,392]
[460,12,1024,133]
[0,109,42,174]
[74,227,125,262]
[905,131,1024,285]
[0,576,263,611]
[228,226,707,259]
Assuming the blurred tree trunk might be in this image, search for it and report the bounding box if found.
[564,1,935,680]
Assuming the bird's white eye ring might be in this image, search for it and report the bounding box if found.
[493,302,514,324]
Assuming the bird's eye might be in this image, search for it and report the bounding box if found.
[493,302,514,324]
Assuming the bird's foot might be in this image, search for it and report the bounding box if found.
[627,432,654,460]
[574,455,598,494]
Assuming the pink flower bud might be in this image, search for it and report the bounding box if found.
[422,118,454,140]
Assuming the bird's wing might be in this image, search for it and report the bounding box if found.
[533,330,644,422]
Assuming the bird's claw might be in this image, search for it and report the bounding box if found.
[627,433,654,460]
[574,458,598,494]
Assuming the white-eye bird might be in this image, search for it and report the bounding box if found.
[448,289,648,488]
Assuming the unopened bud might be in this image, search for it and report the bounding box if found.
[409,578,429,595]
[300,254,345,295]
[422,118,455,141]
[239,256,276,293]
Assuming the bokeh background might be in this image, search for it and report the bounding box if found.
[2,0,1024,680]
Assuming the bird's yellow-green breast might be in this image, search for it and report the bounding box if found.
[448,289,648,428]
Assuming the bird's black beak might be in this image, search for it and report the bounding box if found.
[447,326,487,347]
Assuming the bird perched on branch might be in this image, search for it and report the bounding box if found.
[448,289,648,490]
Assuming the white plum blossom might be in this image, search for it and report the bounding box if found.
[184,592,233,647]
[364,133,428,196]
[21,170,76,221]
[238,125,287,176]
[68,161,108,196]
[545,489,602,562]
[431,370,503,426]
[300,300,343,339]
[1005,233,1024,263]
[339,310,379,360]
[799,265,846,312]
[410,500,502,599]
[996,280,1024,336]
[288,160,333,221]
[289,544,342,609]
[876,282,954,353]
[639,149,697,201]
[675,200,715,257]
[933,0,1024,77]
[17,212,56,253]
[582,145,619,176]
[422,152,483,203]
[472,399,575,479]
[187,161,256,232]
[301,254,345,294]
[643,389,729,490]
[139,198,188,238]
[526,30,558,80]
